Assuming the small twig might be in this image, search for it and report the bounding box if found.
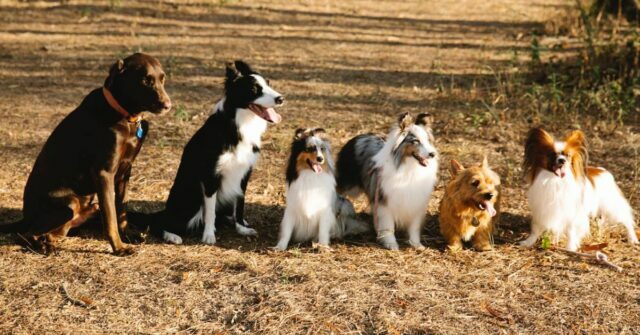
[60,282,95,309]
[553,247,623,272]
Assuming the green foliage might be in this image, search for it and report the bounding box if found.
[174,105,189,121]
[540,232,552,250]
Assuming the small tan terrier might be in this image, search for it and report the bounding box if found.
[439,158,500,251]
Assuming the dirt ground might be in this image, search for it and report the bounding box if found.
[0,0,639,334]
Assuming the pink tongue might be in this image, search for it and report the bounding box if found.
[265,107,282,124]
[555,168,565,178]
[312,163,322,174]
[484,201,497,217]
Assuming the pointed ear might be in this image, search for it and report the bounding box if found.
[482,156,489,169]
[234,60,254,76]
[398,113,414,132]
[104,59,124,88]
[294,128,310,140]
[225,62,240,80]
[450,159,464,176]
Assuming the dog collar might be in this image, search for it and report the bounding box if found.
[102,87,142,124]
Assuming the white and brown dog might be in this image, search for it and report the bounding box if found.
[275,128,368,250]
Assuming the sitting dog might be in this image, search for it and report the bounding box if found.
[336,113,438,250]
[439,158,500,251]
[275,128,368,250]
[139,60,284,245]
[0,53,172,255]
[520,127,638,251]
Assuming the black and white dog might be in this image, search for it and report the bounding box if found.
[274,128,368,250]
[335,113,438,250]
[147,60,284,244]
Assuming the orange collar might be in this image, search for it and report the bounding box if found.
[102,87,141,123]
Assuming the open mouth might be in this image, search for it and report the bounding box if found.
[306,159,323,174]
[248,103,282,124]
[554,167,566,178]
[476,200,497,217]
[413,153,429,167]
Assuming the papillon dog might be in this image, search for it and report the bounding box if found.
[336,113,438,250]
[520,127,638,251]
[275,128,369,250]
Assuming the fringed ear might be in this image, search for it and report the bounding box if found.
[523,127,555,183]
[565,130,588,179]
[397,113,414,132]
[104,59,124,88]
[450,159,464,177]
[234,60,255,76]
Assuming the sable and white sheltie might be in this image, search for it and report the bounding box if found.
[520,127,638,251]
[139,60,284,245]
[336,113,439,250]
[275,128,368,250]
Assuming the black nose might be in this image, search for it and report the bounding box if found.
[483,193,494,200]
[557,157,566,165]
[428,152,436,158]
[275,96,284,105]
[316,156,324,163]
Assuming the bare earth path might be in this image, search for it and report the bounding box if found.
[0,1,639,333]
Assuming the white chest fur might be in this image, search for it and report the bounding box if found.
[286,171,337,241]
[215,108,267,204]
[527,169,586,231]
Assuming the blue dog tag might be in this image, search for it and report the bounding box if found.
[136,123,144,139]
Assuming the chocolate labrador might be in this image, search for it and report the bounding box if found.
[1,53,171,256]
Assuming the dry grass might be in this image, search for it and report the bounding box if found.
[0,0,639,334]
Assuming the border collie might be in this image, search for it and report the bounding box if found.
[275,128,368,250]
[520,127,638,251]
[336,113,438,250]
[146,60,284,244]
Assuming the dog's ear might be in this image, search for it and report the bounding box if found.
[312,128,326,136]
[450,159,464,176]
[398,113,414,132]
[294,128,310,140]
[225,62,241,92]
[234,60,255,76]
[565,130,586,149]
[104,59,124,88]
[415,113,433,128]
[481,156,489,169]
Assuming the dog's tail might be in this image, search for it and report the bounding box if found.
[0,220,23,233]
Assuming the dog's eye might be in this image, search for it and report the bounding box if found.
[412,139,420,145]
[143,76,154,86]
[305,146,316,152]
[471,180,480,187]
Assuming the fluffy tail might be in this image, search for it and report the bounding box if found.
[335,195,370,237]
[592,170,639,244]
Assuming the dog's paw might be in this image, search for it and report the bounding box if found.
[518,239,535,248]
[408,240,425,250]
[202,233,217,245]
[312,242,334,253]
[235,221,258,236]
[473,244,493,252]
[381,241,400,251]
[163,231,183,245]
[113,245,136,257]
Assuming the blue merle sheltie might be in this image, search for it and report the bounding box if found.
[141,60,284,244]
[335,113,438,250]
[274,128,369,250]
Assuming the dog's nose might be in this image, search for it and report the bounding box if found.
[163,101,172,111]
[483,193,494,200]
[317,156,324,163]
[275,96,284,105]
[557,157,566,165]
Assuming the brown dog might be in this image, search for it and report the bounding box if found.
[439,158,500,251]
[1,53,171,256]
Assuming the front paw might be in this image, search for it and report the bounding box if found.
[473,243,493,252]
[113,245,136,256]
[235,221,258,236]
[379,239,400,251]
[408,240,425,250]
[202,233,217,245]
[274,242,288,251]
